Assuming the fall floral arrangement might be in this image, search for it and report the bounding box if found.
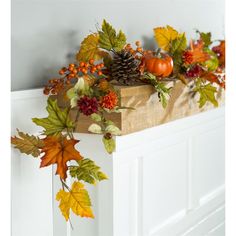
[11,20,225,224]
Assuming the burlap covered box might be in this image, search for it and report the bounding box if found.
[53,81,225,135]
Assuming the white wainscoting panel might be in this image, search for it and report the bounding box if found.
[11,89,53,236]
[11,89,225,236]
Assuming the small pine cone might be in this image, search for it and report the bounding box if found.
[77,96,98,116]
[111,50,141,85]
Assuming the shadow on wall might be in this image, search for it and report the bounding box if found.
[11,29,81,91]
[11,28,159,91]
[141,36,157,51]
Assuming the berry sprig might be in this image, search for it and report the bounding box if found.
[124,41,153,60]
[44,59,105,95]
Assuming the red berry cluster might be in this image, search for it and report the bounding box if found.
[77,96,98,116]
[185,65,203,78]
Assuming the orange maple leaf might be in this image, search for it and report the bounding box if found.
[40,135,83,180]
[183,40,210,65]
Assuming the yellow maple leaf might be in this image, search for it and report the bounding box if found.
[76,33,108,62]
[56,181,94,221]
[153,25,179,51]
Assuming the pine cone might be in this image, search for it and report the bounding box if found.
[111,50,140,85]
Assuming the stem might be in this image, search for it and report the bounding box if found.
[73,110,80,133]
[68,165,79,168]
[67,128,74,139]
[98,110,107,131]
[69,218,74,231]
[60,178,70,191]
[155,48,161,57]
[111,48,117,54]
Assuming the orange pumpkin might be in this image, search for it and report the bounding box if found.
[144,54,173,77]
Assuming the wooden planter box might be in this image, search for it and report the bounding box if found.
[54,81,225,135]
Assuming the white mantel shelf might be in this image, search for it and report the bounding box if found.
[11,89,225,236]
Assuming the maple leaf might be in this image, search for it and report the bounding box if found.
[113,30,127,51]
[153,25,179,51]
[40,135,83,180]
[98,19,127,52]
[198,31,212,47]
[169,33,187,71]
[56,181,94,221]
[32,98,74,136]
[76,33,109,62]
[11,129,44,157]
[170,33,187,54]
[202,72,225,89]
[183,40,210,65]
[69,158,108,185]
[212,40,225,67]
[194,80,218,108]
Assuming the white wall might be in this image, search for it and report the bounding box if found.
[11,0,225,91]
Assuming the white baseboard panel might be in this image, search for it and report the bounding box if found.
[206,222,225,236]
[150,187,225,236]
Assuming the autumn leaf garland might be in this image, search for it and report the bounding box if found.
[11,97,107,222]
[11,20,225,225]
[153,25,224,108]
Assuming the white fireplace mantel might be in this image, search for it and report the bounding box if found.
[11,89,225,236]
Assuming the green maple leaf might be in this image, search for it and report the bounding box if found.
[98,19,126,52]
[170,33,187,54]
[32,98,74,136]
[142,73,171,108]
[170,33,187,71]
[11,129,44,157]
[194,81,218,108]
[196,30,212,47]
[69,159,108,184]
[113,30,127,51]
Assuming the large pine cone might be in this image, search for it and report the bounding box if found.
[110,50,141,85]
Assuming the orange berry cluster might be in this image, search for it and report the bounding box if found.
[44,59,105,95]
[43,78,65,95]
[59,60,105,78]
[124,41,153,60]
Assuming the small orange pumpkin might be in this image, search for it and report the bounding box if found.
[144,53,173,77]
